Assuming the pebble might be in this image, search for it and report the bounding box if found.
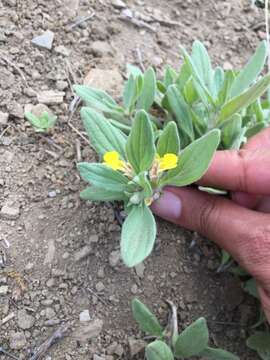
[45,307,56,319]
[17,309,35,330]
[31,30,55,50]
[48,190,57,198]
[37,90,65,105]
[107,342,124,356]
[0,204,20,220]
[9,331,27,350]
[128,337,147,357]
[79,309,91,322]
[95,281,105,292]
[74,245,92,262]
[223,61,233,71]
[9,102,24,118]
[131,284,138,294]
[93,356,105,360]
[0,111,9,125]
[109,250,120,267]
[74,319,103,342]
[89,41,113,57]
[55,45,71,57]
[135,263,145,278]
[46,278,55,287]
[111,0,127,9]
[0,285,8,295]
[56,80,68,91]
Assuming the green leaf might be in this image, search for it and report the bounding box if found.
[174,317,209,357]
[247,332,270,360]
[80,186,126,202]
[243,278,259,299]
[157,122,180,156]
[164,65,178,88]
[127,64,143,77]
[191,40,214,94]
[217,73,270,124]
[246,122,266,138]
[132,298,163,337]
[175,63,191,90]
[136,67,156,111]
[123,74,137,110]
[217,70,235,106]
[183,78,198,104]
[126,110,155,173]
[80,107,127,158]
[230,41,267,98]
[221,114,242,149]
[121,204,156,267]
[180,45,215,106]
[146,341,174,360]
[78,163,128,192]
[200,347,240,360]
[160,130,220,187]
[163,85,194,140]
[214,67,225,98]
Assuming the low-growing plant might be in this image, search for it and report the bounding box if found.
[131,298,239,360]
[25,111,57,132]
[75,40,270,267]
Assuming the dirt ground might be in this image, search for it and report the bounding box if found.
[0,0,267,359]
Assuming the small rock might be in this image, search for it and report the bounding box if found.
[31,30,55,50]
[107,342,124,356]
[95,281,105,292]
[0,285,8,295]
[0,204,20,220]
[37,90,65,105]
[9,102,24,118]
[223,61,233,71]
[48,190,57,198]
[74,319,103,342]
[80,310,91,322]
[89,41,113,57]
[135,263,145,278]
[111,0,126,9]
[45,307,56,319]
[62,0,79,18]
[93,355,105,360]
[128,337,147,357]
[24,87,36,97]
[0,111,9,125]
[10,331,27,350]
[17,309,35,330]
[84,68,122,95]
[131,284,138,294]
[55,45,71,56]
[109,250,120,267]
[56,80,68,91]
[46,278,55,287]
[74,245,92,262]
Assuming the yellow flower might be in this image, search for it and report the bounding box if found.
[158,153,178,171]
[103,151,125,171]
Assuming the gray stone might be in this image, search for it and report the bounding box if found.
[0,111,8,125]
[89,41,113,57]
[111,0,126,9]
[128,337,147,357]
[93,356,105,360]
[31,30,55,50]
[9,102,24,118]
[79,309,91,322]
[95,281,105,292]
[45,307,56,319]
[109,250,120,267]
[0,285,8,295]
[74,245,92,262]
[37,90,65,105]
[131,284,138,294]
[0,204,20,220]
[74,319,103,342]
[55,45,71,56]
[56,80,68,91]
[135,263,145,278]
[9,331,27,350]
[17,309,35,330]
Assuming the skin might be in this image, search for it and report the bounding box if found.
[151,127,270,322]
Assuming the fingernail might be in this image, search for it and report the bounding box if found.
[151,190,182,220]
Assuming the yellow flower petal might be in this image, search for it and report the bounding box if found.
[103,151,124,171]
[159,153,178,171]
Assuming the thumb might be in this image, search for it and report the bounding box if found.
[151,187,270,281]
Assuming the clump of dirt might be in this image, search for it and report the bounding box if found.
[0,0,265,358]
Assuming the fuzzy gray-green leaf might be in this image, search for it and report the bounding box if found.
[146,341,174,360]
[80,186,126,202]
[157,122,180,156]
[132,299,163,337]
[136,67,156,111]
[78,163,128,192]
[200,347,240,360]
[174,317,209,357]
[121,204,156,267]
[247,332,270,360]
[81,107,127,158]
[229,41,267,98]
[160,129,220,187]
[126,110,155,173]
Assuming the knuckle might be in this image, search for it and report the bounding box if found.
[197,196,220,235]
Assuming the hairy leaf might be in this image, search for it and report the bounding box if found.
[247,332,270,360]
[157,122,180,156]
[146,341,174,360]
[200,347,240,360]
[136,67,156,111]
[80,186,126,202]
[132,299,163,336]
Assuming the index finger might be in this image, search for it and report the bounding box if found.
[199,148,270,194]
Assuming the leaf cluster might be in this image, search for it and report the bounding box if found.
[25,111,57,133]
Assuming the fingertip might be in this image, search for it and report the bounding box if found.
[151,189,182,221]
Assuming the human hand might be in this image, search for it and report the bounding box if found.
[152,127,270,322]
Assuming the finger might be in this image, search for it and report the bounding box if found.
[231,191,261,209]
[152,187,270,283]
[243,127,270,150]
[199,148,270,194]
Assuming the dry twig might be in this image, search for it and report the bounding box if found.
[68,12,95,30]
[0,347,20,360]
[30,323,70,360]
